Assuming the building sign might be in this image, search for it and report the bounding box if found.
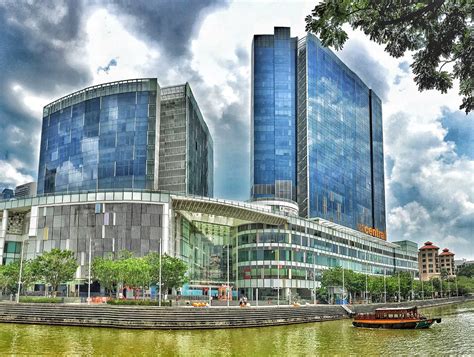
[357,224,386,240]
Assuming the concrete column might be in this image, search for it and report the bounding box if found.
[0,210,8,265]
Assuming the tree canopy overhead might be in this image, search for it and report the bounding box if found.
[305,0,473,113]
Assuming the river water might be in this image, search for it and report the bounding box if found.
[1,301,473,356]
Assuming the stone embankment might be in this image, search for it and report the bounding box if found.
[0,303,347,329]
[349,296,471,314]
[0,296,471,330]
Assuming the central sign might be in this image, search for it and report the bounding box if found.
[357,224,386,240]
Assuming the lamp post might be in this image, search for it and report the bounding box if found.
[16,238,27,303]
[313,254,316,305]
[398,272,401,302]
[421,278,424,300]
[342,263,345,305]
[158,234,162,307]
[365,265,368,304]
[87,234,92,305]
[226,241,230,307]
[383,268,387,303]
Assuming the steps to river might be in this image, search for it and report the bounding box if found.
[0,296,470,330]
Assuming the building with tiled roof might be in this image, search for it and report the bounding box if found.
[418,242,456,281]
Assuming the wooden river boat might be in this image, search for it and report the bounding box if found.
[352,306,441,329]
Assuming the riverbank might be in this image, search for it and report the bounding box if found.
[0,296,472,330]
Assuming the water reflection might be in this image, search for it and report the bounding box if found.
[0,302,472,356]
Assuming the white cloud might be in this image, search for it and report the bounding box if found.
[386,110,474,258]
[84,8,160,84]
[0,160,35,188]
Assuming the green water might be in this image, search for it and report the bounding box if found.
[1,302,473,356]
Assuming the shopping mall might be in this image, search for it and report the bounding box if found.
[0,191,418,301]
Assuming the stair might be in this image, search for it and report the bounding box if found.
[0,303,347,329]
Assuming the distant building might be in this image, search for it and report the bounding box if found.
[455,258,474,273]
[418,241,440,281]
[1,189,14,200]
[418,241,456,281]
[438,248,455,277]
[14,182,36,198]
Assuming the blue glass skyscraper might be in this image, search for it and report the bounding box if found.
[252,28,386,238]
[251,27,297,201]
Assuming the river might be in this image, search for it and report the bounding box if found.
[1,301,473,356]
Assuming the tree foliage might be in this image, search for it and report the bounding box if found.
[92,255,120,297]
[305,0,473,113]
[31,249,78,296]
[320,267,473,302]
[92,251,188,298]
[0,260,36,295]
[457,264,474,278]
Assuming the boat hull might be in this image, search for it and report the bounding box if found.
[352,319,437,329]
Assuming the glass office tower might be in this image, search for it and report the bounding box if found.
[38,79,160,194]
[159,84,214,197]
[38,79,213,197]
[252,28,386,238]
[251,27,297,201]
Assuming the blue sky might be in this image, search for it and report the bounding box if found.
[0,0,472,258]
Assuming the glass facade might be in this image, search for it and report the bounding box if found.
[159,84,213,197]
[370,91,386,233]
[252,28,386,238]
[37,79,213,198]
[251,27,297,201]
[178,217,233,285]
[38,79,160,194]
[299,34,374,231]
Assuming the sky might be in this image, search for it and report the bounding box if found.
[0,0,472,258]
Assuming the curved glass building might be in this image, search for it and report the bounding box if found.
[37,79,213,197]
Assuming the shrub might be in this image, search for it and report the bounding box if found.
[106,299,172,307]
[19,297,63,304]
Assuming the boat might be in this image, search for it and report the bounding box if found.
[352,306,441,329]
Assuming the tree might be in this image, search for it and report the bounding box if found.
[147,253,188,294]
[0,260,35,295]
[92,255,120,297]
[118,256,151,293]
[32,249,78,297]
[457,264,474,278]
[305,0,473,113]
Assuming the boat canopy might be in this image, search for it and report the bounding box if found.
[375,307,417,312]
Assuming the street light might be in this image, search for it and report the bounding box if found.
[226,241,230,307]
[383,268,387,303]
[87,234,92,305]
[16,237,28,303]
[398,272,401,302]
[159,234,162,307]
[342,262,345,305]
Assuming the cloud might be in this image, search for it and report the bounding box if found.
[337,39,391,101]
[385,110,474,258]
[104,0,229,58]
[0,1,92,179]
[440,107,474,159]
[97,58,117,74]
[0,159,34,188]
[398,61,410,74]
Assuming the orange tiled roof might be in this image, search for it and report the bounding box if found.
[419,241,439,250]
